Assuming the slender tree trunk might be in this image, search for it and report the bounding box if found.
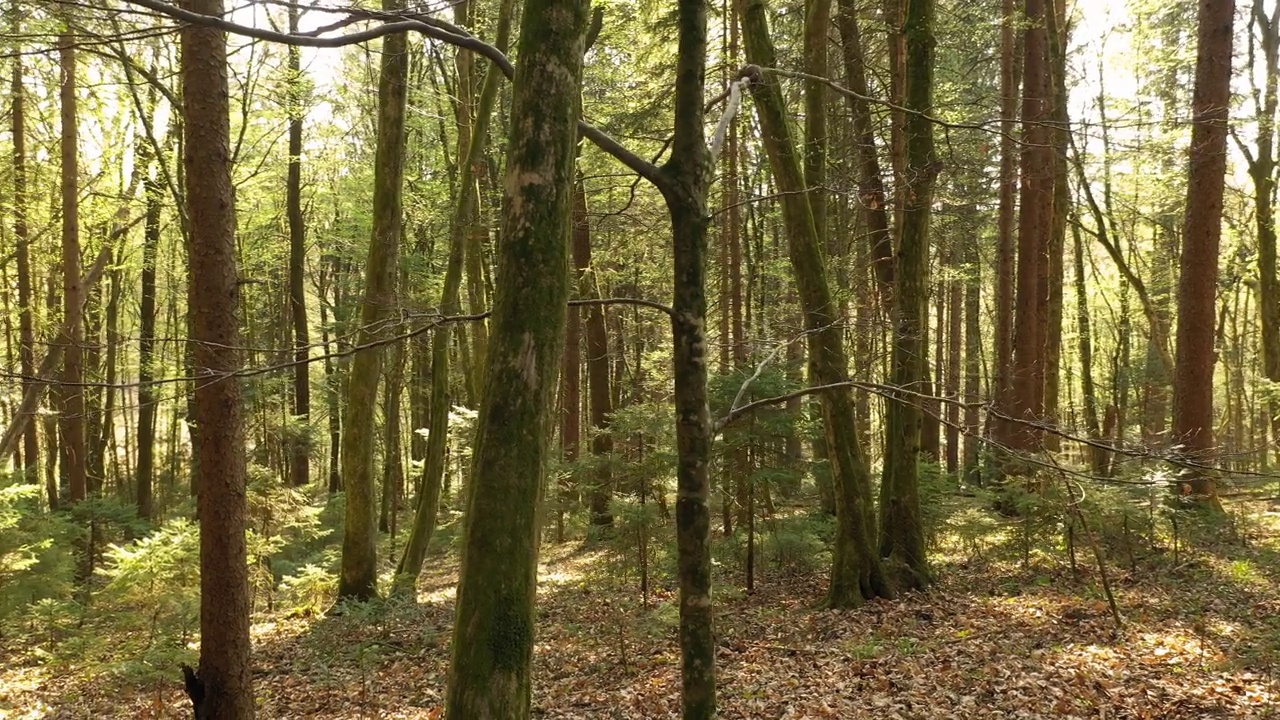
[180,0,254,714]
[11,36,38,492]
[397,0,512,592]
[137,156,161,522]
[443,2,587,715]
[946,237,962,474]
[1245,0,1280,467]
[338,0,408,601]
[59,31,87,509]
[574,183,615,527]
[1073,222,1107,476]
[835,0,895,308]
[743,0,891,607]
[962,226,981,483]
[1171,0,1235,505]
[287,2,311,488]
[380,337,405,534]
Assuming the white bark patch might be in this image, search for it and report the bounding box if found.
[516,331,539,388]
[504,167,553,237]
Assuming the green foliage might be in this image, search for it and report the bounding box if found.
[0,482,77,637]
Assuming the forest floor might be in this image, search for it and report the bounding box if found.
[3,506,1280,719]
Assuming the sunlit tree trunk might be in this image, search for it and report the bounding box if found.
[11,32,38,494]
[59,29,87,509]
[396,0,512,592]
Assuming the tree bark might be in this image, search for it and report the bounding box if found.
[11,34,38,493]
[1006,0,1053,462]
[287,2,311,488]
[742,0,890,607]
[574,182,615,527]
[878,0,935,590]
[835,0,895,308]
[443,1,588,715]
[180,0,254,714]
[338,0,408,601]
[991,0,1020,449]
[396,0,512,592]
[59,31,87,509]
[1171,0,1235,505]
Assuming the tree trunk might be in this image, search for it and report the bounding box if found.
[443,2,588,715]
[835,0,895,308]
[11,38,38,492]
[742,0,890,607]
[991,0,1019,448]
[962,226,981,484]
[1073,222,1107,476]
[287,2,311,488]
[180,0,254,714]
[137,154,161,522]
[380,337,405,535]
[1007,0,1053,462]
[396,0,512,592]
[1171,0,1235,505]
[59,31,87,509]
[338,0,408,601]
[878,0,935,590]
[945,237,962,474]
[1246,0,1280,467]
[574,182,615,527]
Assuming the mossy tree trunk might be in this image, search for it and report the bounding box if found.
[443,0,588,715]
[338,0,408,602]
[395,0,512,594]
[181,0,254,714]
[878,0,935,591]
[742,0,890,608]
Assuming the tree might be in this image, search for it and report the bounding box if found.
[1171,0,1236,505]
[443,0,589,714]
[59,26,87,510]
[180,0,254,714]
[286,1,310,489]
[878,0,936,590]
[338,0,408,602]
[11,19,38,496]
[742,0,891,608]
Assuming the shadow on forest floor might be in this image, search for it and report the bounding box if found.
[3,505,1280,719]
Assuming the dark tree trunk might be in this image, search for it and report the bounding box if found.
[878,0,936,590]
[137,158,161,522]
[574,183,616,527]
[11,37,38,493]
[287,2,311,488]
